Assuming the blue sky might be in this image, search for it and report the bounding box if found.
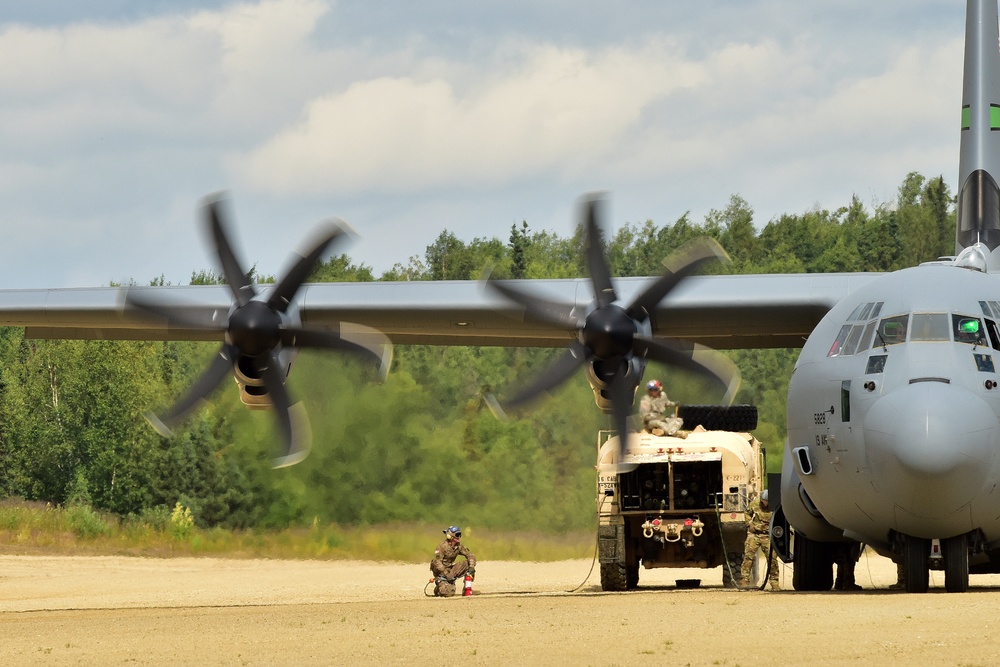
[0,0,967,287]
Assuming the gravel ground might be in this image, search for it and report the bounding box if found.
[1,551,998,665]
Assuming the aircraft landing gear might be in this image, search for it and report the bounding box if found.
[902,535,930,593]
[943,533,969,593]
[791,532,834,591]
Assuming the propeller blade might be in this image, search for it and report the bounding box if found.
[267,219,352,313]
[504,341,590,408]
[486,279,583,330]
[279,323,393,380]
[483,392,507,420]
[146,344,235,437]
[689,344,742,405]
[487,194,742,461]
[633,334,741,404]
[625,238,729,322]
[583,197,617,308]
[606,360,635,455]
[123,287,229,331]
[205,198,255,307]
[259,353,311,468]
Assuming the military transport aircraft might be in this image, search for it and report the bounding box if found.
[0,0,995,593]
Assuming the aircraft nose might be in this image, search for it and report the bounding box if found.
[864,381,998,518]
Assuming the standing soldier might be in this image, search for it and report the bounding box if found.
[639,379,685,436]
[741,490,780,590]
[431,525,477,597]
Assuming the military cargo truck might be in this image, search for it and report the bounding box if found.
[596,405,762,590]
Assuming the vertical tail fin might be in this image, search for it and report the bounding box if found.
[957,0,1000,264]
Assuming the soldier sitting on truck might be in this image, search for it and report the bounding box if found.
[430,525,477,597]
[639,379,685,437]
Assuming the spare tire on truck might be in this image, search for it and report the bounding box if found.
[677,404,758,432]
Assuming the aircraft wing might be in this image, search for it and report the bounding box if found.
[0,272,879,350]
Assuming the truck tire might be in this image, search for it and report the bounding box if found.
[678,404,758,432]
[722,550,743,588]
[600,562,628,591]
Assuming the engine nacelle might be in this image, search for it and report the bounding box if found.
[584,356,645,414]
[232,349,296,410]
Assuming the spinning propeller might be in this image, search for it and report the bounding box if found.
[488,195,739,450]
[126,196,392,467]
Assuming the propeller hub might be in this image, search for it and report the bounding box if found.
[229,300,282,356]
[583,305,635,359]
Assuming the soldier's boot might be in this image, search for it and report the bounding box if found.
[836,569,861,591]
[889,564,906,590]
[651,428,665,436]
[675,430,690,439]
[769,579,781,591]
[434,577,457,597]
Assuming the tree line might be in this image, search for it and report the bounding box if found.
[0,172,955,533]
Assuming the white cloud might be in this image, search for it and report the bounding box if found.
[0,0,970,286]
[233,40,706,194]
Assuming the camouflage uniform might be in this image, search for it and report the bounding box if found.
[890,561,906,590]
[431,539,476,597]
[740,497,780,590]
[639,391,683,435]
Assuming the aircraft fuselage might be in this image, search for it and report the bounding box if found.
[783,263,1000,556]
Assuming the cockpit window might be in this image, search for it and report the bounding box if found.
[866,355,887,374]
[954,314,986,345]
[870,302,884,319]
[846,303,865,321]
[877,315,908,345]
[986,319,1000,349]
[857,320,877,354]
[975,353,996,373]
[828,324,852,357]
[841,325,866,356]
[910,313,950,341]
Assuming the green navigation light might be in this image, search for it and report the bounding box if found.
[963,105,971,130]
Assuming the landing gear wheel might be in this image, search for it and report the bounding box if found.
[600,562,627,591]
[792,533,834,591]
[903,535,930,593]
[944,534,969,593]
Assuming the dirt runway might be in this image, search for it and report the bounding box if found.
[1,551,999,666]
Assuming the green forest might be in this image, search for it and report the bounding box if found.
[0,172,956,535]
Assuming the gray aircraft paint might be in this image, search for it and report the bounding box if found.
[957,0,1000,261]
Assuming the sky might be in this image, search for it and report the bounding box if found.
[0,0,968,288]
